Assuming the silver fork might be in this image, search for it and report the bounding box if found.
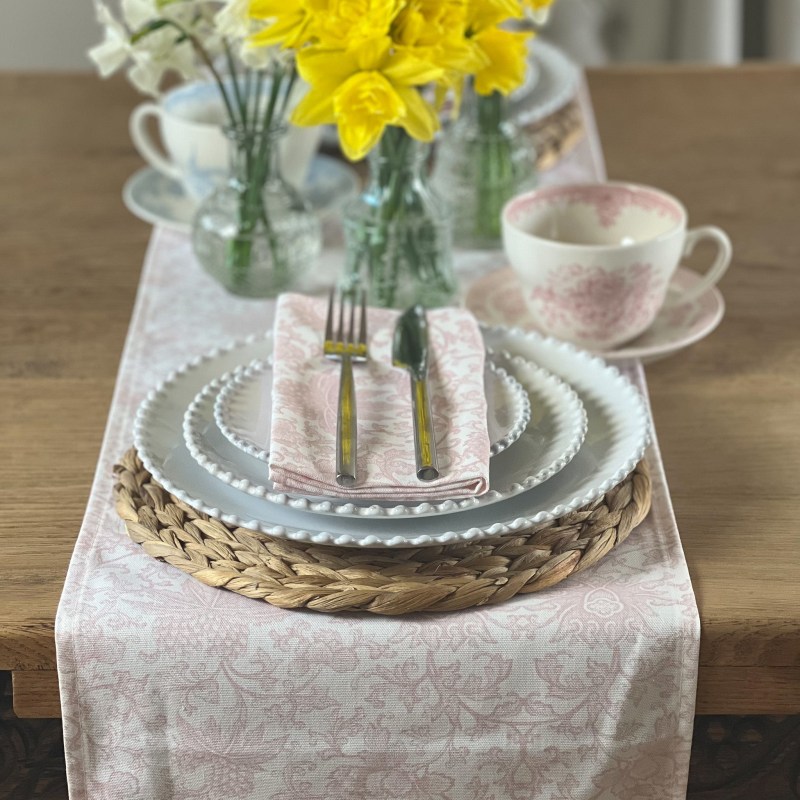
[323,288,368,487]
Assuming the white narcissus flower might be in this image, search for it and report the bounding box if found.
[127,34,199,95]
[522,0,554,25]
[525,7,551,24]
[88,1,133,77]
[214,0,249,40]
[122,0,202,30]
[215,0,278,70]
[88,0,207,96]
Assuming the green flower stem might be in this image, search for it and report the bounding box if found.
[476,91,515,242]
[131,19,296,289]
[354,127,453,308]
[223,39,247,128]
[224,67,292,290]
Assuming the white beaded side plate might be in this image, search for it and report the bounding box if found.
[133,326,650,547]
[185,354,583,518]
[214,358,532,464]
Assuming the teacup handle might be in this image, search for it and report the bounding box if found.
[666,225,732,305]
[129,103,182,181]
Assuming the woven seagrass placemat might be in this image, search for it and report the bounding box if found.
[114,449,651,615]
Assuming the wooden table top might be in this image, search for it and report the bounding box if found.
[1,67,798,718]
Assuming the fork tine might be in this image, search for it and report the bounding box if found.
[359,289,367,347]
[348,292,356,348]
[337,291,346,348]
[325,288,335,344]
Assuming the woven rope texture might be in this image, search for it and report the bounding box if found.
[114,449,651,615]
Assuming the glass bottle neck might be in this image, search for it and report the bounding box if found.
[367,126,430,189]
[459,85,510,134]
[225,125,284,188]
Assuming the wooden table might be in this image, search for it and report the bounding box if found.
[1,67,798,719]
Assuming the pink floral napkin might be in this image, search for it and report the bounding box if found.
[268,293,491,500]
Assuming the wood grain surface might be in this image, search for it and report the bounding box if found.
[0,73,148,681]
[587,66,800,677]
[0,68,798,717]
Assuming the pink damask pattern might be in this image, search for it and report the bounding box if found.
[268,294,490,499]
[532,262,665,344]
[56,83,699,800]
[506,184,683,231]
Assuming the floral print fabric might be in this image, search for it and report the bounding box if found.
[269,293,490,499]
[56,82,699,800]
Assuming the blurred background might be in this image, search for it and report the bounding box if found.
[3,0,800,71]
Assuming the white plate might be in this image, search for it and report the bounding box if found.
[122,155,360,234]
[134,326,649,547]
[465,266,725,363]
[185,353,582,518]
[214,358,532,464]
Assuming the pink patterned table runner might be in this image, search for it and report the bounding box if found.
[56,81,700,800]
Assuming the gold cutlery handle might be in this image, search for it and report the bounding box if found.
[336,355,357,487]
[410,376,439,482]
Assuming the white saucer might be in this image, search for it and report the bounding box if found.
[122,154,360,234]
[464,266,725,363]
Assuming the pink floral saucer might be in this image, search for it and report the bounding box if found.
[464,266,725,363]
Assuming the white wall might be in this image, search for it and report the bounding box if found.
[0,0,97,70]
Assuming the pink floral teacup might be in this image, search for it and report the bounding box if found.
[501,182,732,349]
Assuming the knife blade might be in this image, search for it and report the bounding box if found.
[392,305,440,482]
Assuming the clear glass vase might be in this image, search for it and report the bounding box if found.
[343,126,456,309]
[432,88,537,250]
[192,124,321,298]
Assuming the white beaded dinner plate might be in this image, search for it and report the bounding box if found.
[184,354,583,518]
[133,326,650,547]
[213,358,532,464]
[122,155,359,234]
[465,266,726,363]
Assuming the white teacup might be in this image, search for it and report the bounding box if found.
[502,182,732,349]
[129,81,322,201]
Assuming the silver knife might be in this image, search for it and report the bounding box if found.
[392,305,440,482]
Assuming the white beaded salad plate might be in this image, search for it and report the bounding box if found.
[184,354,583,518]
[133,326,650,547]
[214,357,532,464]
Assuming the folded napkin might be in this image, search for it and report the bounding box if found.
[268,293,491,500]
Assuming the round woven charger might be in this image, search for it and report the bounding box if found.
[114,449,651,615]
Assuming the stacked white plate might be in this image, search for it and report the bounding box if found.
[134,325,650,548]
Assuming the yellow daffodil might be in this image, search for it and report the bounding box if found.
[292,36,443,160]
[248,0,327,49]
[393,0,481,74]
[312,0,402,48]
[469,26,529,95]
[465,0,529,96]
[467,0,522,31]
